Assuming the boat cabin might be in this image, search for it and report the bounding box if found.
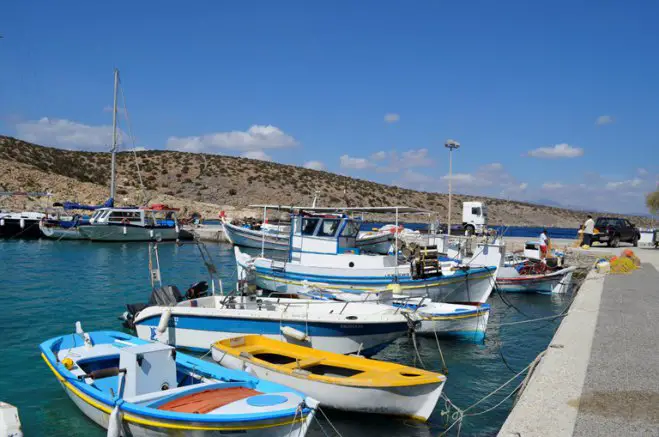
[89,206,179,228]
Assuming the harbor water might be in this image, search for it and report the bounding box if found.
[0,240,572,436]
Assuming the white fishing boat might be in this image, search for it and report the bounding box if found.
[297,286,490,340]
[394,298,490,341]
[39,218,87,240]
[222,220,290,251]
[78,205,180,242]
[40,326,316,437]
[212,335,446,422]
[127,291,413,357]
[0,211,47,238]
[236,206,499,304]
[496,263,577,294]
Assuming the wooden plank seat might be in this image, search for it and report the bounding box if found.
[158,387,261,414]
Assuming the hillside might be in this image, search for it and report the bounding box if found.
[0,135,653,227]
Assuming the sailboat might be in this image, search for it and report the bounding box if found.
[75,69,181,242]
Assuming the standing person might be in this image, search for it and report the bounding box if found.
[583,215,595,247]
[539,228,549,260]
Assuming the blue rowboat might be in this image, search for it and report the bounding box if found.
[40,327,316,437]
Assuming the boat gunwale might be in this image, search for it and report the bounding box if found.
[212,336,445,389]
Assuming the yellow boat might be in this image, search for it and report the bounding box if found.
[211,335,446,421]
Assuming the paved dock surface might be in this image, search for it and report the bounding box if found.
[572,261,659,436]
[499,247,659,437]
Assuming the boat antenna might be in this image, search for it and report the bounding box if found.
[110,68,119,202]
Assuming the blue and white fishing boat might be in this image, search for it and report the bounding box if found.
[236,207,499,304]
[40,326,317,437]
[222,220,290,251]
[297,286,490,341]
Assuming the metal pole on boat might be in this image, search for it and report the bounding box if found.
[444,139,460,236]
[261,206,266,257]
[110,68,119,201]
[394,206,399,276]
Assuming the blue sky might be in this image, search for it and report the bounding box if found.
[1,1,658,213]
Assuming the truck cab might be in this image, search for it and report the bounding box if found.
[462,201,487,235]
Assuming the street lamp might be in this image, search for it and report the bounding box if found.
[444,139,460,236]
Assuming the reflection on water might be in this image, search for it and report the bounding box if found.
[0,240,571,436]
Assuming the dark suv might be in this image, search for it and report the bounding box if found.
[591,217,640,247]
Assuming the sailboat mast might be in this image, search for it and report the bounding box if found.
[110,68,119,201]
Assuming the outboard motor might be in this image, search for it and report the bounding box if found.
[185,281,208,299]
[121,285,185,329]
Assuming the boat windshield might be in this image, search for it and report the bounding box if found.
[316,219,340,237]
[340,220,360,238]
[301,218,320,236]
[108,210,142,223]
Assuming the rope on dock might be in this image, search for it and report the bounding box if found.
[439,350,547,436]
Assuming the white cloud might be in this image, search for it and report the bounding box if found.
[166,125,298,153]
[400,148,433,167]
[303,160,326,171]
[527,143,584,159]
[596,115,614,126]
[482,162,504,171]
[637,168,648,177]
[441,173,477,184]
[340,155,374,170]
[384,113,400,123]
[15,117,122,151]
[370,151,387,161]
[605,178,642,190]
[241,150,272,162]
[542,182,565,190]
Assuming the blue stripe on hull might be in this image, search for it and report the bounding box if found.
[137,314,409,336]
[254,265,495,287]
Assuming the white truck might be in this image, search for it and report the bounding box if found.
[461,201,488,235]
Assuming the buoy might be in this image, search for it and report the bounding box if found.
[19,218,25,229]
[281,326,308,341]
[106,404,122,437]
[157,309,172,334]
[62,358,75,370]
[0,219,4,226]
[0,402,23,437]
[149,229,154,238]
[123,226,127,235]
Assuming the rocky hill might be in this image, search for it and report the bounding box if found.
[0,135,653,227]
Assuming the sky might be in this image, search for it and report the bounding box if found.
[1,1,658,214]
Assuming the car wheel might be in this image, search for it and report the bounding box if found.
[611,235,620,248]
[633,235,638,247]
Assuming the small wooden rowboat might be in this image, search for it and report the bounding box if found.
[212,335,446,422]
[40,326,317,437]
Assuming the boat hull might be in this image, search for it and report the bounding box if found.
[356,233,395,254]
[414,304,490,341]
[223,222,289,251]
[212,351,444,422]
[238,257,496,304]
[496,266,576,294]
[39,221,87,240]
[134,317,406,357]
[78,224,179,242]
[0,217,42,238]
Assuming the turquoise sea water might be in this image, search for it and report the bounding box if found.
[0,240,572,436]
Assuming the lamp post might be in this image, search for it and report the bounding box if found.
[444,139,460,235]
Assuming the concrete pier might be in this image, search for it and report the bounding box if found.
[498,246,659,436]
[181,224,228,243]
